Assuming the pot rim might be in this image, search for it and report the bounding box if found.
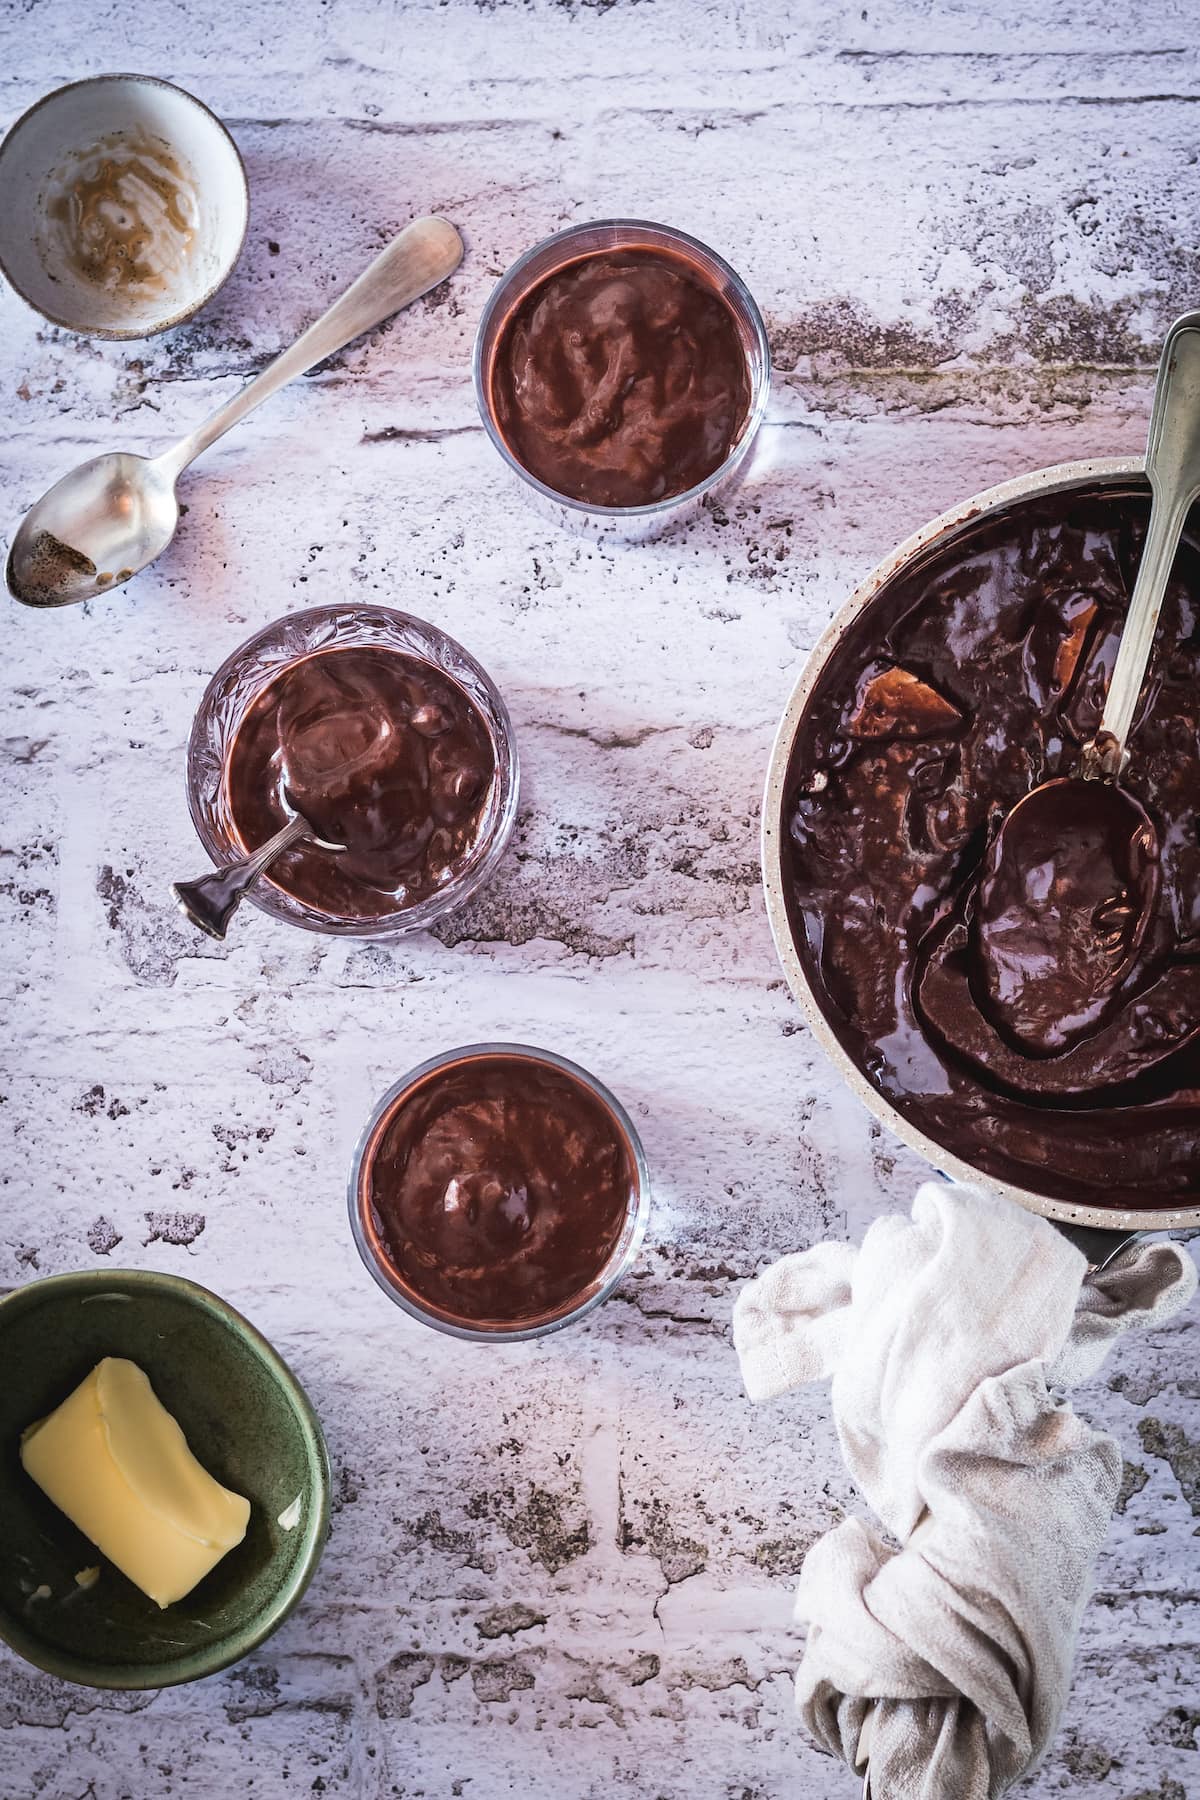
[760,451,1200,1234]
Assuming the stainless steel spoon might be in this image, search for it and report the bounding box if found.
[1079,307,1200,779]
[1009,310,1200,812]
[172,811,335,940]
[973,311,1200,1035]
[5,215,463,608]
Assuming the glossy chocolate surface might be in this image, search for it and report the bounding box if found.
[226,645,495,918]
[490,247,750,508]
[973,777,1159,1057]
[365,1054,636,1325]
[783,484,1200,1207]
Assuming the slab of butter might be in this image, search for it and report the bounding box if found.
[21,1357,251,1609]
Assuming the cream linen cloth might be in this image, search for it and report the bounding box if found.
[732,1181,1197,1799]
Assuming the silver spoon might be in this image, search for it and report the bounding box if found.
[975,311,1200,1030]
[5,215,463,608]
[172,811,340,940]
[1079,306,1200,781]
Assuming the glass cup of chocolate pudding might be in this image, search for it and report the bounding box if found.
[349,1044,651,1340]
[185,605,518,937]
[473,219,770,538]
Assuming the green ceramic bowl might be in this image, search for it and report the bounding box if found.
[0,1269,330,1690]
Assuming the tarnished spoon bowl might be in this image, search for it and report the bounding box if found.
[6,453,179,608]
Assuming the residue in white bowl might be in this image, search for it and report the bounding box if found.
[41,127,199,300]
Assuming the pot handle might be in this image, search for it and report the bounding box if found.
[1051,1221,1200,1272]
[1050,1222,1145,1271]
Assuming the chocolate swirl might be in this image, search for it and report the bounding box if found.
[366,1054,636,1324]
[226,646,495,919]
[783,484,1200,1207]
[490,248,750,507]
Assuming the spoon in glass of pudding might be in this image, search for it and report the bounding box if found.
[973,312,1200,1055]
[170,660,412,939]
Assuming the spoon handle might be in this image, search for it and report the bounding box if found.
[1086,311,1200,774]
[157,216,463,480]
[172,812,311,940]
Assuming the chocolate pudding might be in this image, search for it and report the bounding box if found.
[782,482,1200,1208]
[362,1051,639,1327]
[225,645,496,919]
[489,247,751,508]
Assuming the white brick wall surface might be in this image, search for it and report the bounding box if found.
[1,3,1198,1796]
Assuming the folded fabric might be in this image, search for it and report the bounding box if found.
[733,1181,1197,1799]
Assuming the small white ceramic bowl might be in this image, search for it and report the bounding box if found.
[0,74,248,339]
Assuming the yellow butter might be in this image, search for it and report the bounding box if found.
[21,1357,250,1609]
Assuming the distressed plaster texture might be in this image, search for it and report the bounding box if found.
[2,2,1199,1797]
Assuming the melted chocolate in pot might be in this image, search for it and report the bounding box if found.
[974,778,1159,1057]
[783,484,1200,1207]
[226,646,496,918]
[366,1054,636,1324]
[490,248,751,508]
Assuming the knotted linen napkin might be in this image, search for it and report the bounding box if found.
[732,1180,1197,1799]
